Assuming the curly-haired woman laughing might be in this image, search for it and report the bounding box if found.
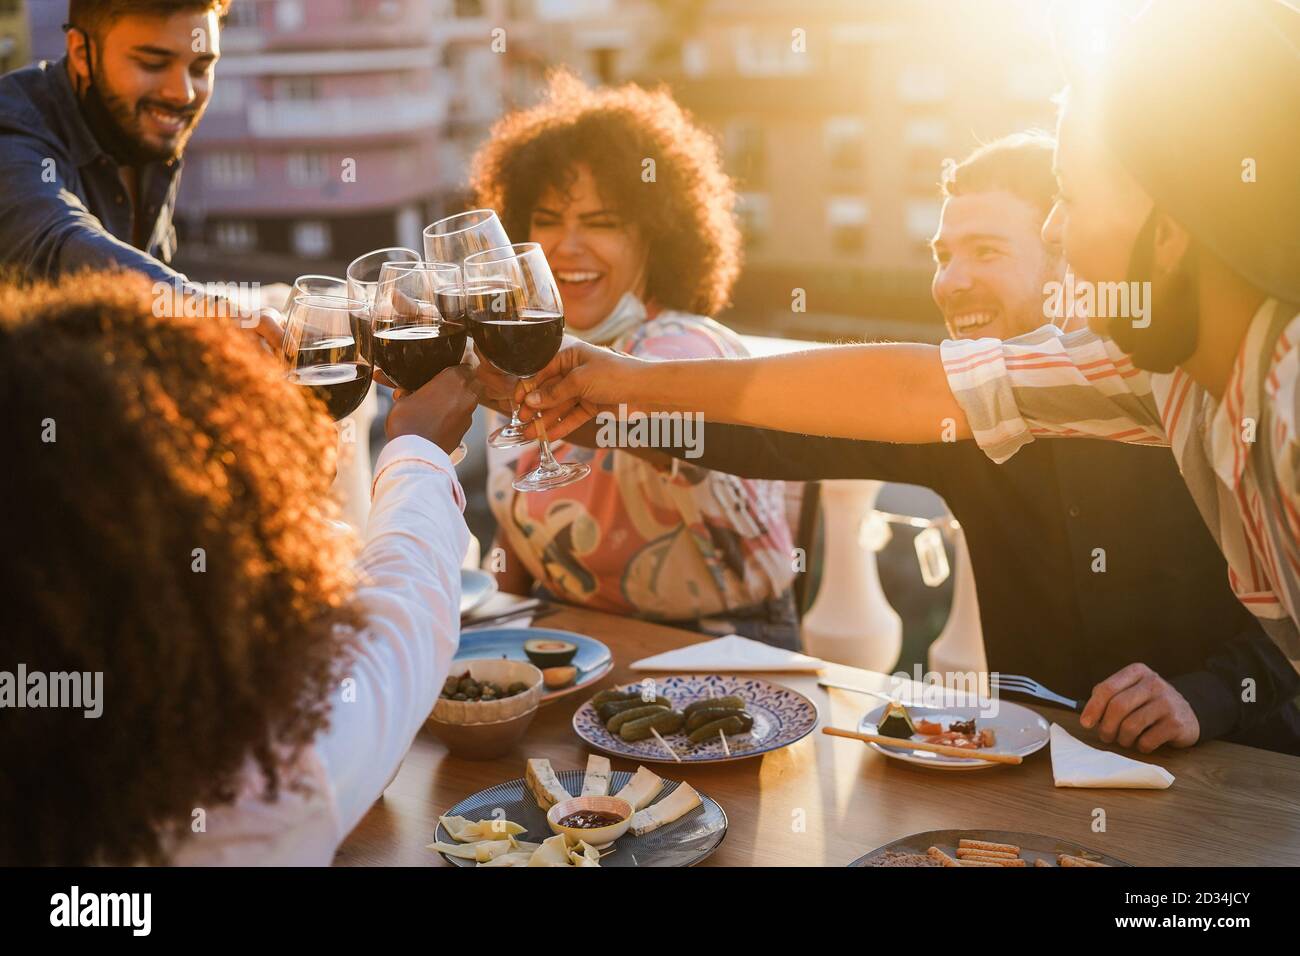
[471,72,797,646]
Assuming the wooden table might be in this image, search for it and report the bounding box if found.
[335,605,1300,866]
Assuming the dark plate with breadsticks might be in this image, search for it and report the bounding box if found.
[849,829,1131,867]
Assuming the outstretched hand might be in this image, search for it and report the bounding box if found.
[510,338,645,441]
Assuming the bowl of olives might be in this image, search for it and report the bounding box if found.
[427,659,543,759]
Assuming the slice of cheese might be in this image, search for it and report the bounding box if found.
[524,758,571,811]
[629,782,701,836]
[479,851,534,867]
[437,815,525,842]
[527,834,576,867]
[580,755,612,797]
[615,765,664,811]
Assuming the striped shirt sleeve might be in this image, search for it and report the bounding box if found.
[940,323,1168,463]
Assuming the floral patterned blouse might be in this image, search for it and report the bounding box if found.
[486,310,795,622]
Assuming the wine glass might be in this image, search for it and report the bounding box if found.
[281,294,374,423]
[292,274,347,301]
[462,243,590,492]
[372,261,467,392]
[424,209,532,450]
[345,247,420,311]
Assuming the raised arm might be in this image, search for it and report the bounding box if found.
[518,338,971,445]
[0,134,282,346]
[0,134,188,285]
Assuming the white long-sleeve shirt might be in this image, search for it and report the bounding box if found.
[169,435,468,865]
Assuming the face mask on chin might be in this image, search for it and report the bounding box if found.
[1102,208,1200,374]
[565,291,647,347]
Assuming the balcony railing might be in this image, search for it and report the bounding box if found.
[246,95,447,138]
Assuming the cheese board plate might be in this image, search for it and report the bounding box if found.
[434,767,727,867]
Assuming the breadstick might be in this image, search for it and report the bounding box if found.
[1058,853,1107,867]
[927,846,960,867]
[957,859,1001,867]
[958,838,1021,855]
[956,848,1019,860]
[960,851,1024,865]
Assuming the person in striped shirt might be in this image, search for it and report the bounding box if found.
[514,0,1300,721]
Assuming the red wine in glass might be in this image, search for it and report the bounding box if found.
[372,321,467,391]
[472,310,565,377]
[288,335,372,421]
[462,242,588,492]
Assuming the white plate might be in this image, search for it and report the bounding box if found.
[858,699,1049,770]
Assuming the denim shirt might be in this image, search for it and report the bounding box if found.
[0,58,187,285]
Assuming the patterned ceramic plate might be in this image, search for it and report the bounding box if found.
[858,699,1049,770]
[459,568,497,616]
[453,627,613,704]
[573,674,820,764]
[849,828,1130,867]
[435,769,727,867]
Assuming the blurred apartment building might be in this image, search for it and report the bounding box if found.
[0,0,28,74]
[170,0,669,283]
[171,0,449,281]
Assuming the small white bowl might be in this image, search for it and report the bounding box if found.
[432,659,542,725]
[546,795,634,849]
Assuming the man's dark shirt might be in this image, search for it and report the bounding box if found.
[680,425,1300,753]
[0,59,186,282]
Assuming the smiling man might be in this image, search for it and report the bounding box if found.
[0,1,276,337]
[930,135,1064,341]
[516,0,1300,749]
[635,134,1297,755]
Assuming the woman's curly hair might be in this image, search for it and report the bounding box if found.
[470,70,742,317]
[0,272,361,865]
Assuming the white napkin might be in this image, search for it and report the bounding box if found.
[1049,724,1175,789]
[631,634,824,673]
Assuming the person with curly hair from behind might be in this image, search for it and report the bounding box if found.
[0,272,479,865]
[471,72,797,647]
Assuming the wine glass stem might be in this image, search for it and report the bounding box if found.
[521,377,560,473]
[508,385,524,428]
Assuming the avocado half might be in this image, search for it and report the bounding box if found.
[877,701,917,739]
[524,638,577,668]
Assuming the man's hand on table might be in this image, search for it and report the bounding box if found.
[1079,662,1200,752]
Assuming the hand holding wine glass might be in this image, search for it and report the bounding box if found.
[513,337,651,441]
[425,209,533,450]
[462,243,590,492]
[385,364,482,455]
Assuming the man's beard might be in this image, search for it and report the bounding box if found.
[79,58,198,165]
[1102,210,1199,374]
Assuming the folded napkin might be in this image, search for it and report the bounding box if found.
[1050,724,1175,789]
[631,634,824,673]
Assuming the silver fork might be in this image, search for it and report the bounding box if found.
[991,673,1082,712]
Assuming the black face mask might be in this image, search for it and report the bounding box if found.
[72,29,167,167]
[1102,208,1200,374]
